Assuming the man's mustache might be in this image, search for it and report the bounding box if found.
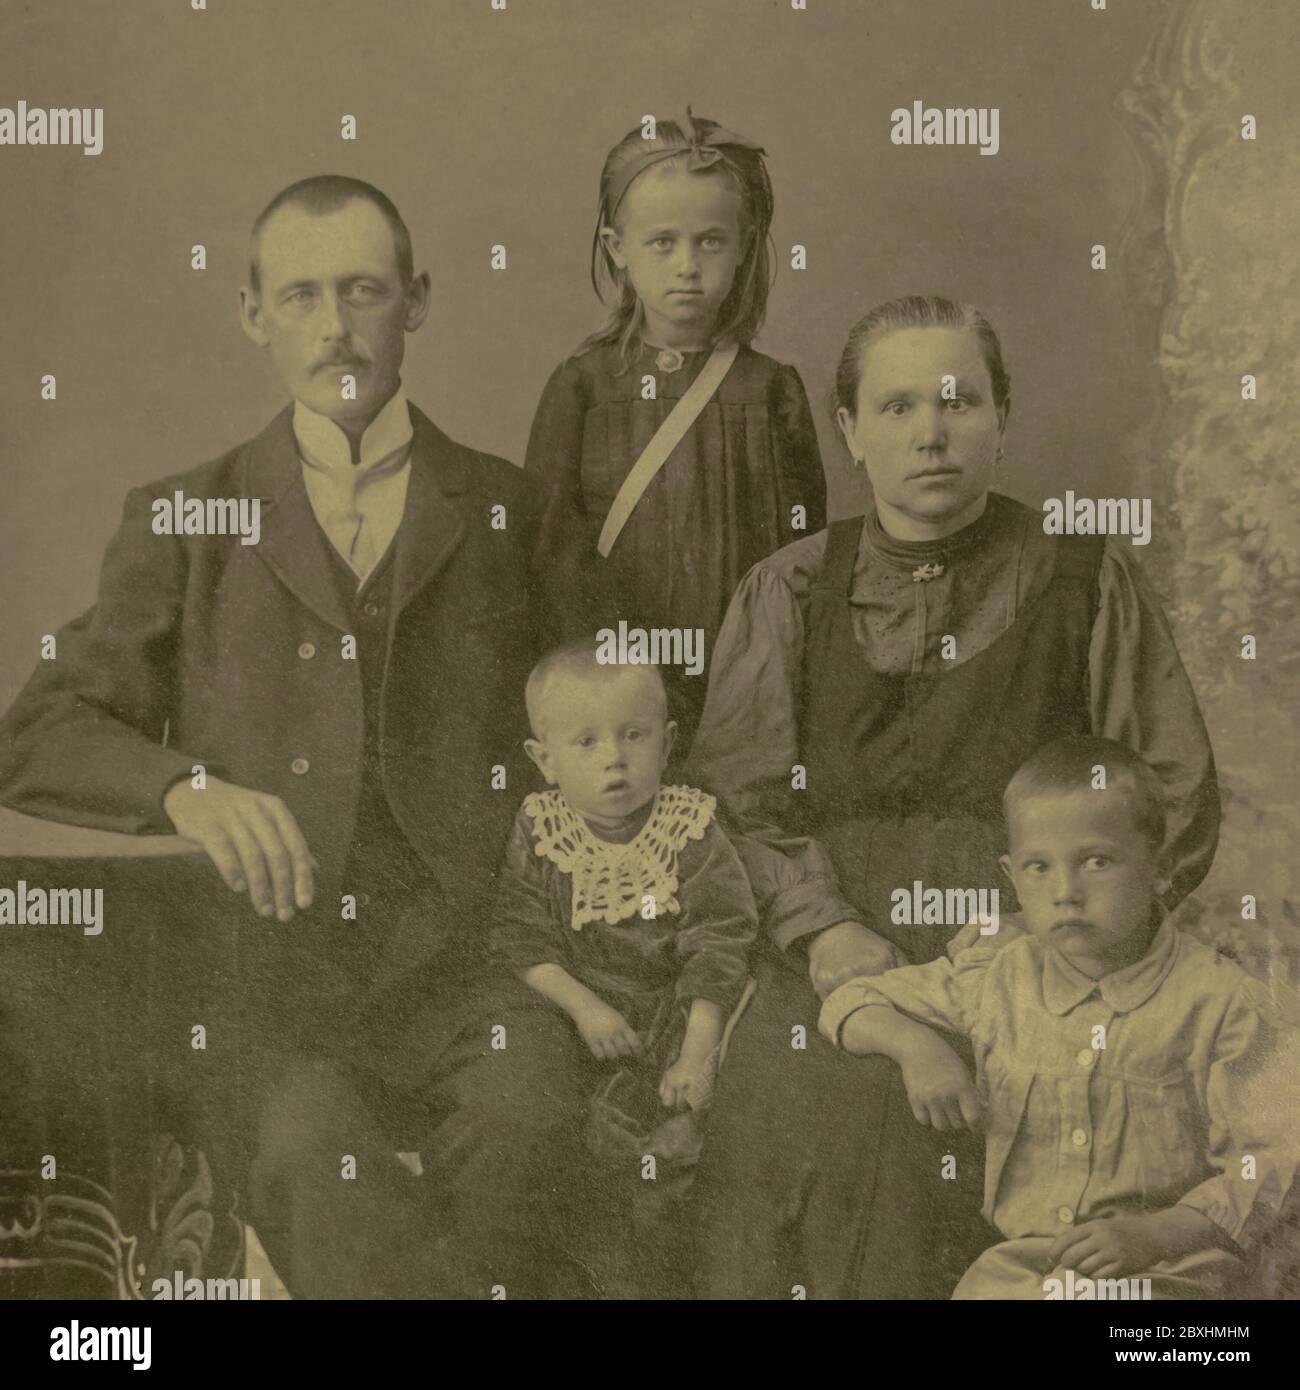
[312,353,368,372]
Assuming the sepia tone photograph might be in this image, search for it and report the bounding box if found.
[1,0,1297,1355]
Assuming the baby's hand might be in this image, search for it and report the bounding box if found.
[572,1000,641,1061]
[1047,1215,1172,1279]
[898,1036,982,1132]
[659,1051,717,1111]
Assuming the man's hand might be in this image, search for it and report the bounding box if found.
[808,921,903,998]
[895,1032,982,1132]
[163,777,315,920]
[571,999,641,1061]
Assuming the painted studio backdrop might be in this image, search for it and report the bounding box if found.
[0,0,1297,1306]
[4,0,1296,977]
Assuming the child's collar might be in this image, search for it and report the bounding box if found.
[1042,909,1178,1016]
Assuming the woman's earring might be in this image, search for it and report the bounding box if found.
[995,445,1005,467]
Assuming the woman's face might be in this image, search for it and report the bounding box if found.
[837,326,1007,540]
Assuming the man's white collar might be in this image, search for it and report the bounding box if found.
[293,385,412,473]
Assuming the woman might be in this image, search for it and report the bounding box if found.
[686,295,1220,1298]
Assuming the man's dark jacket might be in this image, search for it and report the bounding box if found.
[0,403,544,991]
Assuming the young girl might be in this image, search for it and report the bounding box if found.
[526,109,827,750]
[490,644,757,1181]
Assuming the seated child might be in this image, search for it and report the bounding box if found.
[819,735,1300,1299]
[491,643,758,1176]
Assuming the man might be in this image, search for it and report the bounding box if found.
[0,176,589,1297]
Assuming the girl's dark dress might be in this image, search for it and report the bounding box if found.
[525,341,827,746]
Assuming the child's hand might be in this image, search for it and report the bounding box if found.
[1047,1214,1186,1279]
[659,1051,717,1111]
[897,1036,982,1132]
[572,999,641,1061]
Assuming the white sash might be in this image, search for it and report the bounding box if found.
[596,340,740,558]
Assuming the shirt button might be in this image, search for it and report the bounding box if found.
[1076,1049,1095,1068]
[290,757,310,775]
[1072,1128,1089,1148]
[298,642,316,660]
[1057,1206,1074,1224]
[363,602,381,618]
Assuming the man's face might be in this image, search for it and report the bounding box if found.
[240,198,426,423]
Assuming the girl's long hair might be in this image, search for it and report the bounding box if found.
[577,112,775,370]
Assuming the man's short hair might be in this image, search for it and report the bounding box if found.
[248,174,413,293]
[525,642,667,739]
[1003,735,1167,855]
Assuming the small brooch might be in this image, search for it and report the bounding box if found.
[655,347,686,374]
[912,562,946,583]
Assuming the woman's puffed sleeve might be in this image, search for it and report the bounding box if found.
[774,363,828,538]
[489,807,569,975]
[670,821,759,1012]
[690,559,808,816]
[1090,542,1221,908]
[688,550,866,948]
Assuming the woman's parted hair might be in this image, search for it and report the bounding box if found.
[578,113,775,369]
[829,294,1012,423]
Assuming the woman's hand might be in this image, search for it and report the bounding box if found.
[808,921,903,998]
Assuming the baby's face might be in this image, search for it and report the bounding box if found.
[1001,790,1167,978]
[527,668,674,831]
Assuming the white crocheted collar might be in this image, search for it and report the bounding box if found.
[522,785,717,931]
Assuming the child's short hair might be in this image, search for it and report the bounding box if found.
[525,642,668,738]
[1003,736,1166,855]
[580,108,775,367]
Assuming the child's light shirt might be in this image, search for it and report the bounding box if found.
[819,920,1300,1250]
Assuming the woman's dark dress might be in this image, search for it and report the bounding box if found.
[686,499,1220,1298]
